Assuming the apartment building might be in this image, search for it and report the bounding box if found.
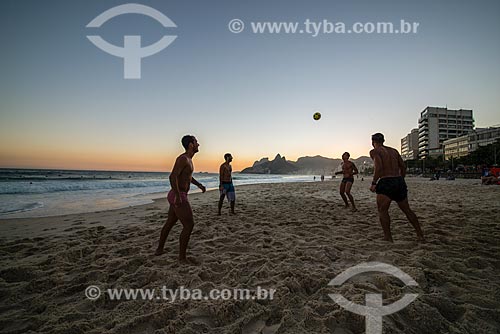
[444,126,500,160]
[401,128,419,160]
[418,107,474,158]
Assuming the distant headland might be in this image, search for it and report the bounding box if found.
[240,154,373,174]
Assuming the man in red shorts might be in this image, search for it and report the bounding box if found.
[155,135,206,263]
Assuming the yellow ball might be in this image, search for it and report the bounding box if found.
[313,112,321,120]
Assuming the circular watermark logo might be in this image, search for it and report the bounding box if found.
[328,262,419,334]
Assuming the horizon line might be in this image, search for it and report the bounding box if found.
[0,154,375,174]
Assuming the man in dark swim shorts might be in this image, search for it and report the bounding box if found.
[335,152,358,211]
[375,176,408,202]
[218,153,236,215]
[369,133,425,243]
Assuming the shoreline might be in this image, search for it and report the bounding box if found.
[0,175,482,222]
[0,177,487,237]
[0,174,317,220]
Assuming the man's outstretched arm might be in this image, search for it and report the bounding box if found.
[352,163,359,175]
[370,150,383,186]
[397,153,406,178]
[219,165,224,186]
[191,177,206,192]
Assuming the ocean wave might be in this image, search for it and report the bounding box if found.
[0,202,44,215]
[0,180,169,195]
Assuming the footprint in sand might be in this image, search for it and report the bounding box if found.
[185,309,216,328]
[242,318,280,334]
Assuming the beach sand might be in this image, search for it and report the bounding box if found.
[1,178,499,334]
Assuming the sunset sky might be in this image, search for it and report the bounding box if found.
[1,0,499,172]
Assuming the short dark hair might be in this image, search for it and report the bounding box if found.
[343,152,350,158]
[224,153,232,161]
[181,135,196,150]
[371,133,385,144]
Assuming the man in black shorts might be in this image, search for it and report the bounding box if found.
[335,152,358,211]
[369,133,425,242]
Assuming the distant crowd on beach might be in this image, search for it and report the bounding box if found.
[481,166,500,185]
[429,165,500,185]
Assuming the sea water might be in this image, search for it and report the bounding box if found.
[0,169,314,218]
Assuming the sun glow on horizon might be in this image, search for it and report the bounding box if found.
[0,147,378,173]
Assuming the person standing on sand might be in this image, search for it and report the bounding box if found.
[218,153,236,215]
[155,135,206,264]
[369,133,425,243]
[335,152,358,211]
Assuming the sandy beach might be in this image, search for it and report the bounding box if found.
[1,178,499,334]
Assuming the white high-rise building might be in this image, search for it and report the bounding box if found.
[418,107,474,158]
[401,128,419,160]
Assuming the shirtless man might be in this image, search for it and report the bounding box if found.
[335,152,358,211]
[218,153,236,215]
[369,133,425,242]
[155,135,206,263]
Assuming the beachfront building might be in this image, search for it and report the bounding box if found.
[443,126,500,160]
[443,136,470,160]
[401,128,419,160]
[418,107,474,158]
[469,127,500,151]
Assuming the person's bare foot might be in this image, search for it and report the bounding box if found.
[383,237,394,243]
[351,207,357,212]
[217,211,221,216]
[154,249,165,256]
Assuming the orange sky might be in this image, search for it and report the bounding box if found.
[0,149,255,173]
[0,146,373,173]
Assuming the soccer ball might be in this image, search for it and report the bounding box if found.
[313,112,321,120]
